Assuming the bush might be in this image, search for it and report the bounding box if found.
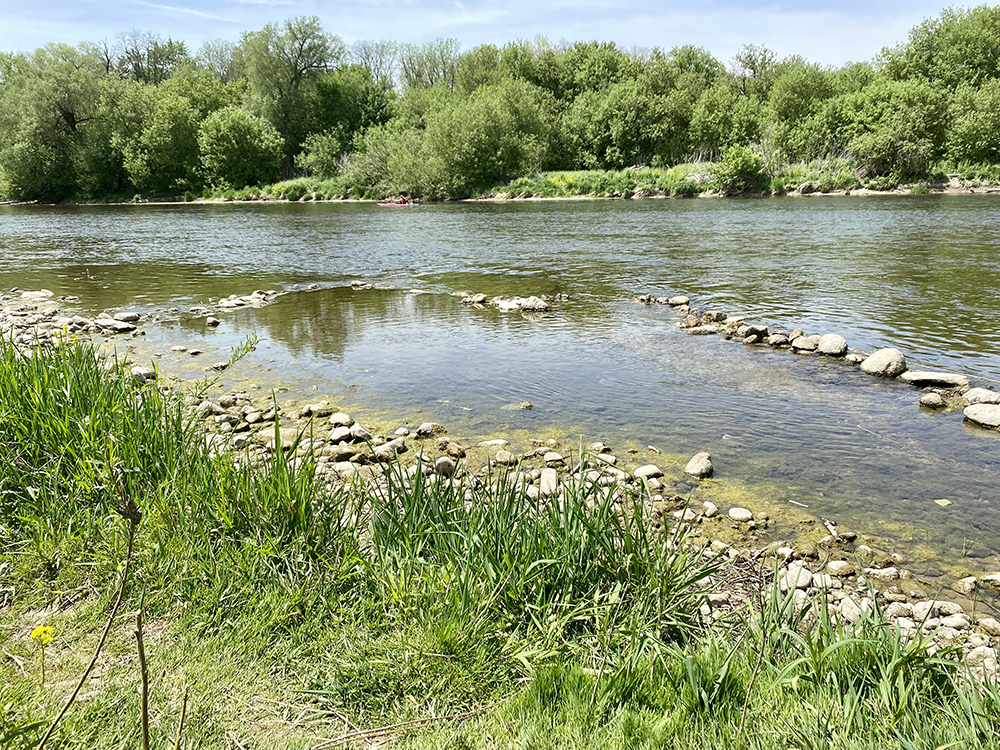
[198,106,282,189]
[712,145,764,193]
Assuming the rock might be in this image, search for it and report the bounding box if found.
[130,366,156,384]
[394,427,410,437]
[495,450,517,466]
[817,333,848,356]
[349,423,371,442]
[826,560,855,577]
[839,597,863,624]
[912,601,937,621]
[211,361,230,371]
[446,442,466,459]
[964,404,1000,429]
[205,317,221,327]
[941,613,971,630]
[674,508,699,522]
[790,336,817,351]
[977,618,1000,636]
[982,572,1000,593]
[863,567,899,582]
[373,437,407,461]
[302,402,334,418]
[845,353,865,364]
[686,325,718,335]
[667,296,690,306]
[811,573,835,589]
[329,425,352,443]
[952,576,976,595]
[884,602,913,619]
[967,646,998,668]
[435,456,456,477]
[898,370,969,388]
[766,333,790,347]
[728,507,753,523]
[781,563,813,591]
[702,501,718,518]
[100,319,137,334]
[963,388,1000,405]
[860,348,906,378]
[416,422,445,437]
[702,310,727,323]
[20,289,53,300]
[502,401,534,410]
[684,452,713,479]
[328,412,354,427]
[540,468,559,497]
[919,392,946,408]
[544,451,564,466]
[462,293,488,305]
[114,311,141,322]
[519,296,549,312]
[634,464,663,480]
[478,439,508,447]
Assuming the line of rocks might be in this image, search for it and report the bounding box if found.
[0,289,149,350]
[458,291,569,314]
[637,293,1000,431]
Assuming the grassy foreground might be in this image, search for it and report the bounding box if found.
[2,340,1000,749]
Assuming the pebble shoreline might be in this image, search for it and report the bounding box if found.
[5,285,1000,676]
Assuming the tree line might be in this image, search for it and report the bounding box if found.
[2,5,1000,201]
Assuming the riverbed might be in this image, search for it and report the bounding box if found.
[2,196,999,570]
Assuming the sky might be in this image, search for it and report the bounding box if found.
[0,1,987,67]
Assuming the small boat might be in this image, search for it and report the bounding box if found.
[377,200,421,207]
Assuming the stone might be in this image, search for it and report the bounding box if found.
[114,311,141,322]
[416,422,445,437]
[373,437,407,461]
[766,333,790,347]
[686,325,718,335]
[964,404,1000,429]
[446,442,466,458]
[728,507,753,523]
[912,601,937,621]
[963,387,1000,405]
[702,501,719,518]
[435,456,456,477]
[328,412,354,427]
[544,451,564,466]
[884,602,913,619]
[941,613,971,630]
[302,402,334,418]
[790,336,817,351]
[977,618,1000,636]
[130,366,156,384]
[674,508,699,522]
[634,464,663,480]
[502,401,533,410]
[329,426,352,443]
[478,439,508,447]
[495,450,517,466]
[860,348,906,378]
[667,296,689,306]
[702,310,727,323]
[100,319,137,333]
[919,392,946,408]
[205,317,221,327]
[349,423,371,442]
[981,573,1000,593]
[863,566,899,582]
[966,646,998,668]
[955,576,977,595]
[211,361,230,371]
[518,296,549,312]
[898,370,969,388]
[811,573,835,589]
[839,597,863,624]
[684,452,714,479]
[778,563,812,591]
[826,560,855,577]
[394,427,410,437]
[817,333,848,356]
[540,468,559,497]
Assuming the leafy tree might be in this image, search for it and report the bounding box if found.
[712,144,764,193]
[456,44,504,94]
[766,63,836,159]
[124,93,200,193]
[689,83,761,158]
[945,79,1000,165]
[160,64,242,120]
[341,121,440,197]
[350,40,397,91]
[197,39,239,83]
[425,78,549,193]
[198,106,282,188]
[238,16,344,156]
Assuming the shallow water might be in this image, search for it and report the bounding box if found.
[2,196,999,566]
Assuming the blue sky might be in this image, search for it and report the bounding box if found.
[0,1,985,66]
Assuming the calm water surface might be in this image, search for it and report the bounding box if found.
[2,197,999,567]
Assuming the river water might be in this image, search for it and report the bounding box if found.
[2,196,999,569]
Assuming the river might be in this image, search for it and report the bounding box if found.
[2,196,999,571]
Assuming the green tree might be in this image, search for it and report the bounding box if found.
[689,83,761,158]
[124,93,200,193]
[399,38,461,90]
[114,30,190,84]
[425,78,549,194]
[198,106,282,188]
[946,79,1000,166]
[238,16,344,158]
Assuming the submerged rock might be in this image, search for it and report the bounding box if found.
[919,392,946,408]
[860,348,907,378]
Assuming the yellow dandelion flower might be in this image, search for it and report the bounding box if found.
[30,625,54,644]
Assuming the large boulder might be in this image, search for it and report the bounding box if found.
[965,404,1000,429]
[817,333,848,356]
[860,348,906,378]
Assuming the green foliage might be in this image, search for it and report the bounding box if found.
[712,144,764,193]
[425,79,550,194]
[123,92,200,193]
[198,106,282,188]
[946,79,1000,165]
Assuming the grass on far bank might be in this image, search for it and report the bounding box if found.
[3,340,1000,749]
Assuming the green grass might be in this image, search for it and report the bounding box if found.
[2,340,1000,748]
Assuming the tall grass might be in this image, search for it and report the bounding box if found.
[3,341,1000,748]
